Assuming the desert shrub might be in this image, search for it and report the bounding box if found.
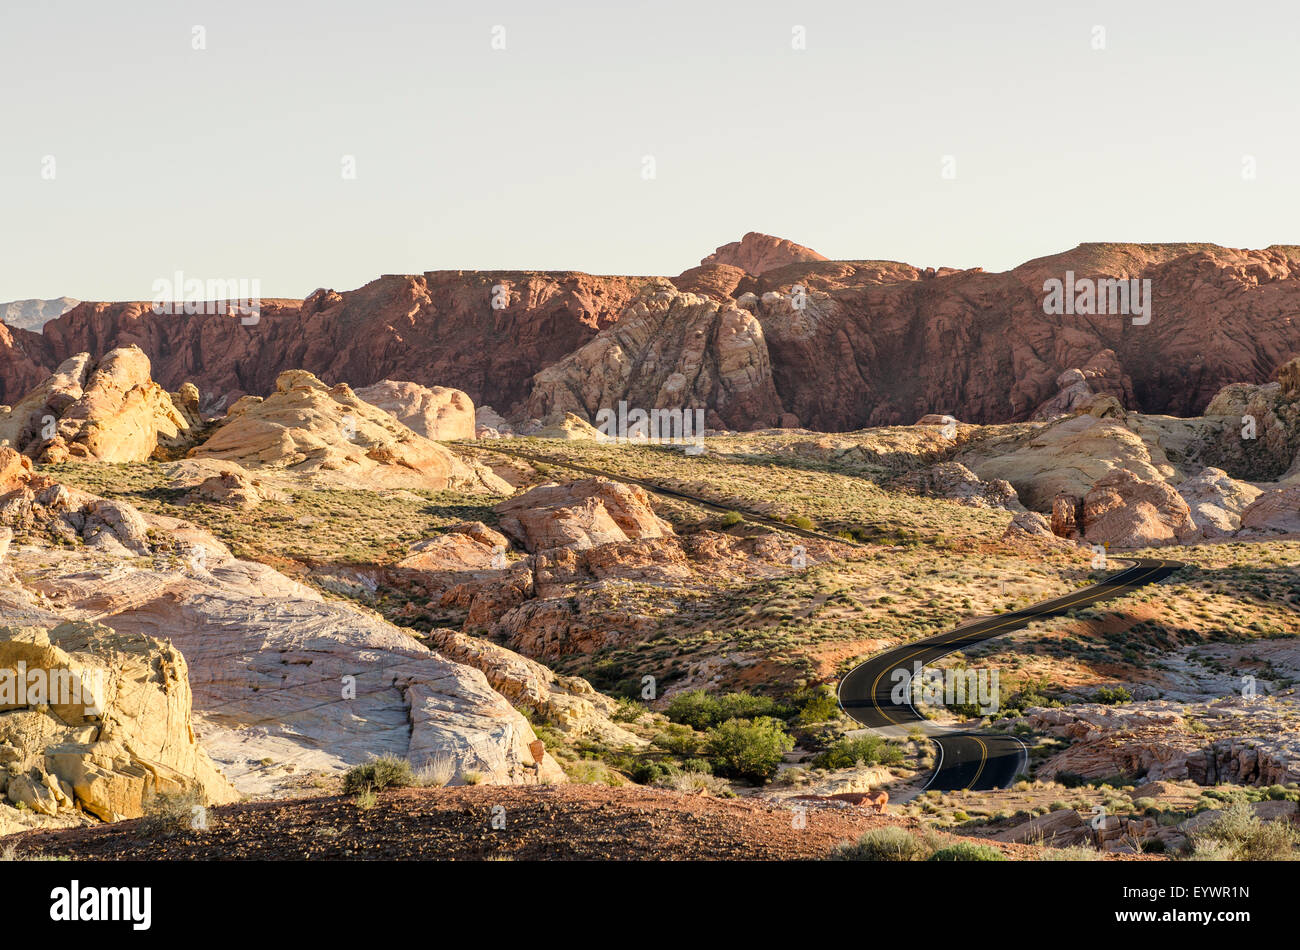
[792,684,840,724]
[1036,844,1103,861]
[720,511,744,527]
[655,771,732,796]
[928,842,1006,862]
[612,698,647,723]
[652,723,702,756]
[717,692,790,722]
[1093,686,1132,705]
[0,843,65,862]
[343,755,414,795]
[630,760,674,785]
[665,690,789,730]
[832,827,929,861]
[705,717,795,784]
[789,515,816,531]
[812,735,904,770]
[665,690,721,729]
[413,755,456,788]
[1190,803,1300,861]
[1003,677,1060,713]
[136,789,208,838]
[563,759,623,786]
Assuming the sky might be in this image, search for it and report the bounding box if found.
[1,0,1298,301]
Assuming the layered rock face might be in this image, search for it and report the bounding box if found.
[1200,356,1300,480]
[0,622,238,823]
[0,347,197,463]
[522,289,786,430]
[16,273,640,414]
[188,370,507,492]
[755,243,1300,429]
[1022,699,1300,787]
[10,241,1298,432]
[354,379,476,441]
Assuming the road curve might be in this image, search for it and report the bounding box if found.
[468,444,1183,793]
[838,557,1184,791]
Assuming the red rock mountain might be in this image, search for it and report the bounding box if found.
[3,241,1300,430]
[700,232,827,275]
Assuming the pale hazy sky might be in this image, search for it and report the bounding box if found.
[2,0,1297,301]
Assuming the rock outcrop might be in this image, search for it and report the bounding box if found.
[0,460,566,800]
[1081,469,1198,548]
[1020,698,1300,787]
[0,621,238,823]
[960,411,1178,511]
[1238,485,1300,534]
[354,379,476,441]
[698,232,827,275]
[8,245,1300,432]
[189,370,508,492]
[1177,467,1264,538]
[522,289,786,431]
[0,347,197,463]
[894,462,1024,511]
[421,628,645,748]
[494,478,672,553]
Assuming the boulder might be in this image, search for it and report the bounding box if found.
[896,461,1024,511]
[189,370,508,493]
[1238,485,1300,534]
[494,478,672,553]
[0,347,198,463]
[0,621,238,821]
[1081,469,1198,548]
[353,379,476,441]
[1177,467,1264,537]
[397,522,511,572]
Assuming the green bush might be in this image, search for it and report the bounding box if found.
[652,723,702,756]
[812,735,904,770]
[705,717,795,784]
[720,511,744,527]
[717,692,790,722]
[343,755,415,795]
[792,684,840,724]
[928,842,1006,862]
[832,827,928,861]
[665,690,721,730]
[1093,686,1132,705]
[1190,803,1300,861]
[666,690,790,730]
[630,761,674,785]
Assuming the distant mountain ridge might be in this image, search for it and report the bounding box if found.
[0,297,78,332]
[3,237,1299,430]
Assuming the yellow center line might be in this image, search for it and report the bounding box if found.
[868,564,1160,725]
[966,736,989,789]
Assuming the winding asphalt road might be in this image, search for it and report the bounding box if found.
[470,444,1185,794]
[837,557,1184,791]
